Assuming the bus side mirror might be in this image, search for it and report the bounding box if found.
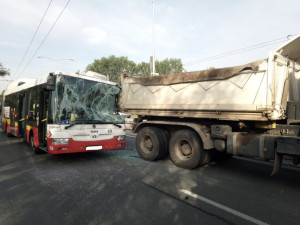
[46,73,56,91]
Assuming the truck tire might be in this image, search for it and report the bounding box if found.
[136,126,167,161]
[160,129,170,158]
[169,129,207,169]
[30,134,42,154]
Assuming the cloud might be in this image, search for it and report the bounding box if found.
[82,27,108,45]
[0,0,42,29]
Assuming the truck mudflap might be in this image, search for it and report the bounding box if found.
[271,152,283,176]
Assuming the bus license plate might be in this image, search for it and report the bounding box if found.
[86,146,103,151]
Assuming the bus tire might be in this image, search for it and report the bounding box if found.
[6,123,13,137]
[169,129,207,169]
[136,126,166,161]
[4,122,9,135]
[30,134,42,154]
[23,130,27,143]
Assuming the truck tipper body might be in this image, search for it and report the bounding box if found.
[120,35,300,173]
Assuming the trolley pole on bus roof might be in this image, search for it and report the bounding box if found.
[37,56,74,71]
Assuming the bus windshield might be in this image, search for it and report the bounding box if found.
[51,75,124,125]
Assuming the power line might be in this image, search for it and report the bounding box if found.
[17,0,71,78]
[184,35,295,67]
[13,0,53,77]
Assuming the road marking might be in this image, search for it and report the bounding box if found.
[180,189,269,225]
[232,156,300,172]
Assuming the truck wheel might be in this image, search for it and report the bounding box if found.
[169,129,207,169]
[159,129,170,158]
[136,126,167,161]
[30,134,42,154]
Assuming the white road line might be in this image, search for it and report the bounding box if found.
[180,189,269,225]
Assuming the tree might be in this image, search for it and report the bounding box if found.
[0,63,10,77]
[135,62,151,77]
[135,58,183,76]
[155,58,183,75]
[86,56,184,84]
[86,56,136,84]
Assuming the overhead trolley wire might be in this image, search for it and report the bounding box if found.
[13,0,53,77]
[16,0,71,78]
[184,35,295,67]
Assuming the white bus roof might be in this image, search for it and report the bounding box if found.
[4,71,118,96]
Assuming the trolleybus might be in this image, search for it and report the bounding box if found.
[1,71,126,154]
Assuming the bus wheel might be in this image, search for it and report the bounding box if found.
[6,124,13,137]
[4,123,11,137]
[169,129,208,169]
[4,123,7,132]
[23,130,27,143]
[30,134,42,154]
[136,126,166,161]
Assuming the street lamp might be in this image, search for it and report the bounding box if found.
[37,56,75,71]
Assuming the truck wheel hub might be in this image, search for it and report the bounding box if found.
[181,141,192,156]
[144,136,153,150]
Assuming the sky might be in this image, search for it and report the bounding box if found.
[0,0,299,92]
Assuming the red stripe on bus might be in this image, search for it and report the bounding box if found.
[47,136,126,154]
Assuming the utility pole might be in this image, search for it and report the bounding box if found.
[151,0,158,76]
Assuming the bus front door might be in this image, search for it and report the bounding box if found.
[39,90,49,148]
[18,93,25,137]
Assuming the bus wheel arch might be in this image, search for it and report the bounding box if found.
[29,130,42,154]
[5,122,13,137]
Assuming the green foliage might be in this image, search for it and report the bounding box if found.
[135,62,151,77]
[86,56,136,84]
[155,58,183,75]
[86,55,183,84]
[0,62,10,77]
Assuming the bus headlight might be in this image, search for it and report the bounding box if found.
[51,138,69,145]
[117,135,126,141]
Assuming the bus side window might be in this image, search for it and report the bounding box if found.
[28,87,40,123]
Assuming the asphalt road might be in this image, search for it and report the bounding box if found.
[0,130,299,225]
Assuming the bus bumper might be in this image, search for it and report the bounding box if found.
[47,136,126,154]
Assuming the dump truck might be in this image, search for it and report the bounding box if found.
[119,34,300,174]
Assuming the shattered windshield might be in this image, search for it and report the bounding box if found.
[51,75,124,124]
